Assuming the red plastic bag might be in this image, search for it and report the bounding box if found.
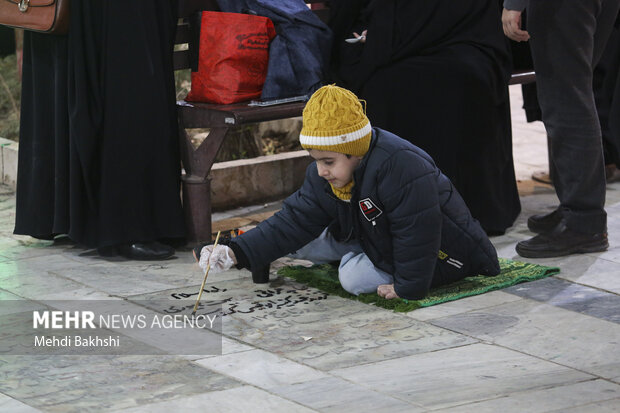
[185,12,276,105]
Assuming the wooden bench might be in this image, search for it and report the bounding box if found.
[174,0,535,245]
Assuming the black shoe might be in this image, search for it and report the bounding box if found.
[516,220,608,258]
[527,208,563,234]
[117,241,175,260]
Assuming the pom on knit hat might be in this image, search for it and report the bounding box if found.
[300,85,371,157]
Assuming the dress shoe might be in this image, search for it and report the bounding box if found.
[527,208,563,234]
[117,241,175,260]
[516,220,608,258]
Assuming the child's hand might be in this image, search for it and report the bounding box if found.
[199,245,236,273]
[377,284,399,299]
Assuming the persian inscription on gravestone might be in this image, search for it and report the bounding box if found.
[165,285,328,317]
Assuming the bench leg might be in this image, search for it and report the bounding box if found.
[182,175,212,245]
[179,125,229,245]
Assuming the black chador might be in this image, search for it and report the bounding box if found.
[329,0,521,234]
[15,0,185,255]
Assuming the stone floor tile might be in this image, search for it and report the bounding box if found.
[0,293,47,316]
[55,246,201,274]
[131,275,476,371]
[219,336,254,354]
[26,287,118,300]
[269,376,423,413]
[0,288,28,301]
[126,274,328,306]
[518,192,560,215]
[101,252,194,269]
[50,264,178,297]
[0,393,43,412]
[433,379,620,413]
[0,355,240,413]
[126,271,253,305]
[0,271,99,300]
[553,263,620,295]
[605,184,620,202]
[550,398,620,413]
[509,85,548,181]
[221,293,474,371]
[504,277,620,323]
[492,239,526,261]
[606,210,620,224]
[431,300,620,379]
[406,291,523,322]
[0,254,83,278]
[108,261,208,289]
[182,336,255,361]
[508,253,606,285]
[111,386,316,413]
[186,264,253,285]
[331,343,592,411]
[223,308,475,371]
[488,232,528,247]
[589,245,620,264]
[0,198,15,211]
[0,238,60,261]
[195,349,328,389]
[55,247,128,265]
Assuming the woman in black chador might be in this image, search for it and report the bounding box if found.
[15,0,186,259]
[329,0,521,235]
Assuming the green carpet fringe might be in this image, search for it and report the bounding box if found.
[277,258,560,312]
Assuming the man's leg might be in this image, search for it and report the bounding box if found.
[517,0,620,257]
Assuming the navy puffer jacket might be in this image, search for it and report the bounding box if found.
[231,128,500,299]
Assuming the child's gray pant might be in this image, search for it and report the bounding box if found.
[288,229,393,295]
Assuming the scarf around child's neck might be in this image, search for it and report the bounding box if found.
[330,179,354,201]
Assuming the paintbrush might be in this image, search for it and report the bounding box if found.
[191,230,221,317]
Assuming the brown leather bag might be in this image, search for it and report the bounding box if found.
[0,0,70,34]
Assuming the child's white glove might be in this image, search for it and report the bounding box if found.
[199,245,235,273]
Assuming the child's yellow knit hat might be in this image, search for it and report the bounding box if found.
[300,85,371,157]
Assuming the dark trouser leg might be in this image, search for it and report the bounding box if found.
[527,0,620,234]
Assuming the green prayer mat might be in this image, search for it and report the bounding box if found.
[277,258,560,312]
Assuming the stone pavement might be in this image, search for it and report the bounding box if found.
[0,85,619,412]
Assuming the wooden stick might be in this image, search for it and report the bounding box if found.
[191,231,221,316]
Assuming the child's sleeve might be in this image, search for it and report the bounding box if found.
[230,164,333,271]
[377,152,442,300]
